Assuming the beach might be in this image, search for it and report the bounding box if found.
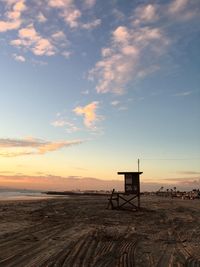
[0,195,200,267]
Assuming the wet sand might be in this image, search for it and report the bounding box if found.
[0,195,200,267]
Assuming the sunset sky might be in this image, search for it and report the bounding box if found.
[0,0,200,191]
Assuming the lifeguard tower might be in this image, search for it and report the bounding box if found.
[107,171,143,211]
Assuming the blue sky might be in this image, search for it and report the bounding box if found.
[0,0,200,191]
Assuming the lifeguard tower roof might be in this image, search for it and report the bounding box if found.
[118,172,143,175]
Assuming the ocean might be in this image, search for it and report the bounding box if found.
[0,190,65,201]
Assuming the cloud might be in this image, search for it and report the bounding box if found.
[81,19,101,30]
[62,51,71,59]
[167,0,200,21]
[38,140,83,154]
[48,0,72,8]
[10,24,55,56]
[173,91,192,97]
[1,173,199,191]
[112,8,125,21]
[111,100,120,106]
[0,137,45,148]
[62,8,101,30]
[88,0,200,95]
[0,0,26,32]
[48,0,100,30]
[0,137,83,157]
[1,0,199,67]
[81,89,89,95]
[89,24,167,94]
[83,0,96,9]
[73,101,100,129]
[133,4,159,25]
[0,174,124,191]
[37,12,47,23]
[51,31,66,41]
[10,25,71,59]
[0,20,21,32]
[51,119,79,133]
[1,0,100,62]
[12,53,26,62]
[62,8,82,28]
[48,0,82,29]
[177,171,200,175]
[168,0,188,15]
[163,176,200,189]
[0,151,33,157]
[51,119,68,127]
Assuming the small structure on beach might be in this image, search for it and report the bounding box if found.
[107,171,143,211]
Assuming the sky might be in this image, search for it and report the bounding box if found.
[0,0,200,191]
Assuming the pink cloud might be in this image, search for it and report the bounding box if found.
[0,137,83,157]
[48,0,100,30]
[48,0,72,8]
[0,0,26,32]
[62,9,82,28]
[38,140,83,154]
[73,101,100,129]
[11,24,55,56]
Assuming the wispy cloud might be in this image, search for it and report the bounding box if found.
[73,101,101,130]
[51,119,80,133]
[0,137,83,157]
[167,0,199,20]
[173,91,192,97]
[176,171,200,175]
[168,0,188,14]
[89,23,168,94]
[38,140,83,154]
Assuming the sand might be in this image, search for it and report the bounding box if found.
[0,195,200,267]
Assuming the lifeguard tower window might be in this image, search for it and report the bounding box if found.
[118,172,143,194]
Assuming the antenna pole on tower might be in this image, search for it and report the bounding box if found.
[138,158,140,172]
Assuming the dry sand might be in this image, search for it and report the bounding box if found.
[0,195,200,267]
